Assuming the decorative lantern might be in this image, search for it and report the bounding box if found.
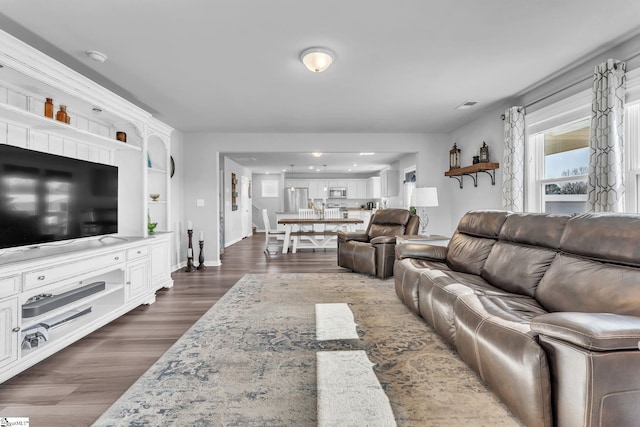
[449,143,461,169]
[479,141,490,163]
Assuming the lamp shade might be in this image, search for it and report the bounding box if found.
[412,187,439,207]
[300,47,335,73]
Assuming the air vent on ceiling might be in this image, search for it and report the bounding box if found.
[455,101,478,110]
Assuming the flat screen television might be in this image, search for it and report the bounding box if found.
[0,144,118,250]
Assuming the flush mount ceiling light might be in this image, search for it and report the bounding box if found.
[312,152,323,157]
[300,47,335,73]
[85,50,108,63]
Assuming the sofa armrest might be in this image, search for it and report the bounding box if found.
[395,243,448,262]
[370,235,396,245]
[337,232,369,243]
[531,312,640,351]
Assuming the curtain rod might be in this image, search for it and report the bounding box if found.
[501,50,640,119]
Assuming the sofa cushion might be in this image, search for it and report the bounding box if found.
[416,269,512,345]
[535,254,640,316]
[368,209,411,239]
[481,242,557,297]
[337,241,376,276]
[454,294,552,427]
[394,258,449,315]
[560,212,640,267]
[446,231,496,276]
[456,210,510,238]
[499,212,570,249]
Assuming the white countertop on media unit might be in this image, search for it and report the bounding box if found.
[0,233,171,271]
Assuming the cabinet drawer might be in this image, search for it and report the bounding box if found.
[0,276,20,299]
[127,245,149,261]
[24,251,125,291]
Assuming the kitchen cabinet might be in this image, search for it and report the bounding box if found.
[347,209,372,231]
[347,180,368,199]
[308,180,328,199]
[380,170,399,197]
[368,177,381,198]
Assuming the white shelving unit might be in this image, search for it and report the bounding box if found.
[0,28,175,384]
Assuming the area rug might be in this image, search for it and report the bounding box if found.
[92,273,520,426]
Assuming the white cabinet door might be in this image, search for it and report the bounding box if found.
[368,177,381,198]
[151,240,171,289]
[380,170,399,197]
[127,260,150,301]
[346,181,358,199]
[309,180,327,199]
[0,298,18,370]
[356,180,368,198]
[360,211,372,231]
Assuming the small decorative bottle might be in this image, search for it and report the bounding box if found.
[44,98,54,118]
[56,105,68,123]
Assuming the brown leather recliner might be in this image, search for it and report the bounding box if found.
[337,208,419,278]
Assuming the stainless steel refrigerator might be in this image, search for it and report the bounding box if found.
[284,187,309,213]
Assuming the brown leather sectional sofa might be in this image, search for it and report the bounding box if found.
[394,210,640,427]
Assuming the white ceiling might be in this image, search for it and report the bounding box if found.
[1,1,640,173]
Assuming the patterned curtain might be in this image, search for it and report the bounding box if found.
[502,106,525,211]
[587,59,626,212]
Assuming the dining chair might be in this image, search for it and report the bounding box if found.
[262,209,286,255]
[298,208,315,219]
[323,208,341,219]
[294,208,316,251]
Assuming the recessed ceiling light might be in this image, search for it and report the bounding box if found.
[266,171,270,174]
[86,50,108,63]
[312,152,323,157]
[352,163,358,167]
[455,101,478,110]
[359,152,375,156]
[308,165,314,170]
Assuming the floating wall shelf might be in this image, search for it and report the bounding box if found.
[445,162,500,189]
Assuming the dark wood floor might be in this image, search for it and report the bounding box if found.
[0,234,344,426]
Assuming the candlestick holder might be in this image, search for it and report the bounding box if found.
[197,240,207,270]
[184,229,196,272]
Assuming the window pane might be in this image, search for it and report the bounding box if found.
[544,180,587,214]
[543,119,589,180]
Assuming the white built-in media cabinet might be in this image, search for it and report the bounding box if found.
[0,29,175,382]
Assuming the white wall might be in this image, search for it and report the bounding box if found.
[252,173,283,231]
[447,104,509,233]
[183,134,221,266]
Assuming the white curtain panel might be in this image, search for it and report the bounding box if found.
[587,59,626,212]
[502,106,525,211]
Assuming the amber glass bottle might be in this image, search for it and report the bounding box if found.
[44,98,54,118]
[56,105,68,123]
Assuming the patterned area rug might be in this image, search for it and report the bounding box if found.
[93,273,520,426]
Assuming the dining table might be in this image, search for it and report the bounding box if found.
[277,217,364,253]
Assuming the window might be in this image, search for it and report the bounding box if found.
[525,67,640,214]
[541,119,590,214]
[527,118,590,214]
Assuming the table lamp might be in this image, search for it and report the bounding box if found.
[412,187,439,234]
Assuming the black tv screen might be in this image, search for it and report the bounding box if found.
[0,144,118,249]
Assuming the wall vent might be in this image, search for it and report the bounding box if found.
[455,101,478,110]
